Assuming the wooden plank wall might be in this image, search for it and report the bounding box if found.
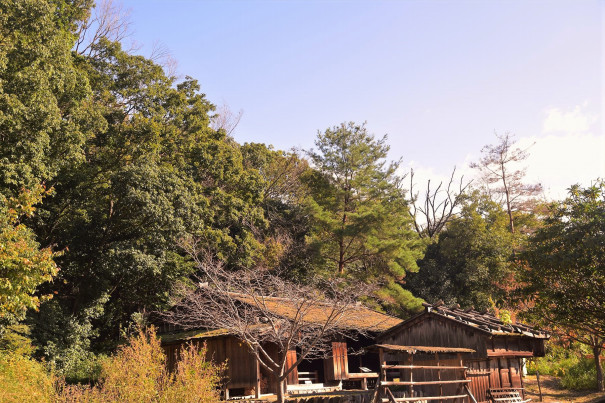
[466,358,523,402]
[380,316,489,360]
[162,336,257,391]
[324,341,349,381]
[285,349,299,385]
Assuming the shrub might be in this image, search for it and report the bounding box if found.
[559,357,600,390]
[527,342,604,390]
[57,327,223,402]
[0,352,56,403]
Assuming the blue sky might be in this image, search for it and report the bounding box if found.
[120,0,603,199]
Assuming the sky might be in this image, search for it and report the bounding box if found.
[119,0,604,200]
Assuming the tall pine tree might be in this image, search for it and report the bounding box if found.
[306,122,423,314]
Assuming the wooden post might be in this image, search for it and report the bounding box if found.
[536,370,543,402]
[436,353,443,397]
[409,352,414,398]
[379,348,386,382]
[255,350,261,399]
[457,353,464,403]
[379,347,387,398]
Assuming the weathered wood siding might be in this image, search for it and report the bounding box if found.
[163,336,257,391]
[324,341,349,381]
[285,349,299,385]
[379,315,489,360]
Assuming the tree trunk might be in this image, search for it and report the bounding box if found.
[275,377,287,403]
[594,344,603,392]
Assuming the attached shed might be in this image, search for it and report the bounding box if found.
[376,302,549,403]
[159,296,402,399]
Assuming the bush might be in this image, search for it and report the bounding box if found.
[0,352,56,403]
[559,358,600,390]
[57,327,223,402]
[527,342,603,390]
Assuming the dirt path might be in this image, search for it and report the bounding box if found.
[523,374,605,402]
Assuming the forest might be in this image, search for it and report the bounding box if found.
[0,0,603,401]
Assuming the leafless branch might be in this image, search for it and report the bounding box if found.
[161,238,377,398]
[211,103,244,136]
[470,132,543,233]
[74,0,134,58]
[408,167,471,238]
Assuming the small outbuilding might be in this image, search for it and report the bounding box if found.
[159,295,402,399]
[376,302,549,402]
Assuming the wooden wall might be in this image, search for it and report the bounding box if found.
[379,315,489,360]
[163,336,257,391]
[324,341,349,381]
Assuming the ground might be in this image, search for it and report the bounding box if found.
[524,375,605,403]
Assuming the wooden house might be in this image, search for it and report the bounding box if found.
[159,295,402,399]
[376,302,549,402]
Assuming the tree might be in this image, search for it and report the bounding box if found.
[470,132,542,233]
[521,182,605,391]
[162,241,375,403]
[407,191,516,311]
[0,0,96,196]
[241,143,314,278]
[27,37,267,363]
[74,0,133,58]
[306,122,423,314]
[408,167,471,239]
[0,186,58,329]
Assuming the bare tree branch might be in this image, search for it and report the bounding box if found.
[160,239,379,402]
[211,103,244,136]
[470,132,543,233]
[74,0,134,58]
[408,167,471,238]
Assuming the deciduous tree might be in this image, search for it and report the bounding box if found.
[407,191,516,311]
[470,132,542,233]
[0,187,58,328]
[163,242,375,403]
[521,182,605,391]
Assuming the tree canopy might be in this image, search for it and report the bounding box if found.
[521,182,605,391]
[306,122,423,314]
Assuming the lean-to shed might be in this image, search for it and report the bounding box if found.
[376,302,549,402]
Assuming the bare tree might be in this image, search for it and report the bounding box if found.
[211,103,244,136]
[161,239,377,403]
[470,132,542,233]
[149,41,179,79]
[74,0,134,57]
[408,167,471,238]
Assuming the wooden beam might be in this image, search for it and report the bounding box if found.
[380,394,469,402]
[383,380,471,386]
[383,365,468,370]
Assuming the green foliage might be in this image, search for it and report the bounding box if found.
[408,192,516,310]
[0,0,96,194]
[0,186,58,327]
[306,122,423,314]
[528,343,603,390]
[521,182,605,338]
[521,181,605,390]
[241,143,315,278]
[26,36,267,357]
